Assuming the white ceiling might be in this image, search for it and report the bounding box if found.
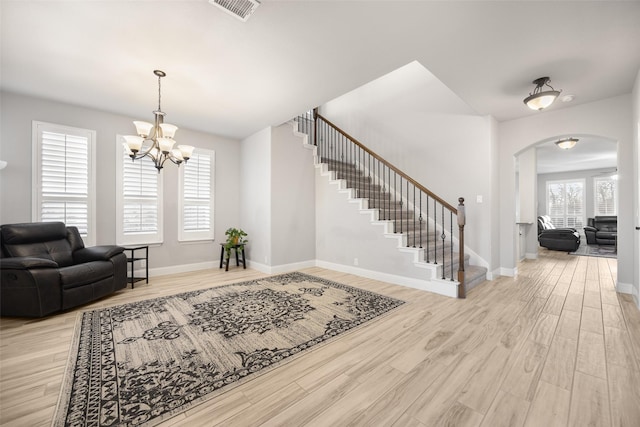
[2,1,639,154]
[535,136,618,174]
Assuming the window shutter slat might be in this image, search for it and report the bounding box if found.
[37,125,92,240]
[180,151,214,240]
[121,149,160,234]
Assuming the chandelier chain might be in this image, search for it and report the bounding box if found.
[157,74,162,112]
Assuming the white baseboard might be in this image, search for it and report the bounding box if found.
[144,261,219,278]
[616,281,639,312]
[246,260,317,275]
[616,281,633,294]
[315,260,458,298]
[525,252,538,260]
[487,268,501,280]
[500,267,517,277]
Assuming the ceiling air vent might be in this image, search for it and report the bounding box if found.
[209,0,260,22]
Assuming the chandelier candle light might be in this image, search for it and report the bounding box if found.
[123,70,194,172]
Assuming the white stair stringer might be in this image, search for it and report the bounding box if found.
[289,120,477,297]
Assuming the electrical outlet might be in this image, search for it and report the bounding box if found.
[354,258,359,266]
[140,260,146,268]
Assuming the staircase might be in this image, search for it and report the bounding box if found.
[294,111,488,297]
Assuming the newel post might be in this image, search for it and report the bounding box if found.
[457,197,466,299]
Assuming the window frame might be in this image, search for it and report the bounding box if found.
[593,176,617,216]
[178,148,215,243]
[31,121,96,246]
[546,179,586,230]
[115,135,164,246]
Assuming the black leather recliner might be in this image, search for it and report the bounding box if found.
[537,215,581,252]
[584,216,617,245]
[0,222,127,317]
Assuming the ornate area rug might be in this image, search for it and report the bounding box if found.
[53,272,404,426]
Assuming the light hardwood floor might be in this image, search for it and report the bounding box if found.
[1,249,639,426]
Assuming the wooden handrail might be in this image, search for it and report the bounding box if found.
[317,113,457,214]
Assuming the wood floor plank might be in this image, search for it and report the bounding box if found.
[500,339,548,402]
[603,326,639,371]
[406,352,483,426]
[583,290,601,309]
[457,345,512,414]
[576,330,607,379]
[348,357,445,426]
[530,312,560,346]
[260,374,359,427]
[568,371,611,427]
[540,335,577,391]
[543,294,566,316]
[479,390,530,427]
[303,363,405,426]
[563,292,584,313]
[555,309,581,340]
[607,363,640,427]
[580,306,604,335]
[618,294,640,362]
[524,381,571,427]
[602,302,626,330]
[430,401,484,427]
[215,382,307,427]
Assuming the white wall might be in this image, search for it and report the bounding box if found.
[499,95,635,291]
[239,124,316,271]
[270,124,316,266]
[516,149,538,258]
[632,69,640,307]
[240,127,272,267]
[0,91,241,271]
[315,168,437,283]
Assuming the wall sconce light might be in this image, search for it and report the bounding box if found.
[555,137,578,150]
[524,77,561,111]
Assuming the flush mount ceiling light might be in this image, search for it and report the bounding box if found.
[523,77,562,111]
[555,137,578,150]
[123,70,194,173]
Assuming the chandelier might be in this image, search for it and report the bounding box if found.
[123,70,194,172]
[523,77,561,111]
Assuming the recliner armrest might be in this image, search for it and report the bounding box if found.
[539,229,578,236]
[74,245,125,263]
[583,226,597,233]
[0,257,59,270]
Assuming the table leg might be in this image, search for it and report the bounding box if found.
[219,245,224,269]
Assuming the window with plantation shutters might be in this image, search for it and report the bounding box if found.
[32,122,96,245]
[179,149,214,242]
[594,176,617,216]
[546,179,585,230]
[116,137,163,245]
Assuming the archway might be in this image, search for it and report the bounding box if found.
[514,134,618,261]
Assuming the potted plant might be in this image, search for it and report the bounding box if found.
[224,227,248,258]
